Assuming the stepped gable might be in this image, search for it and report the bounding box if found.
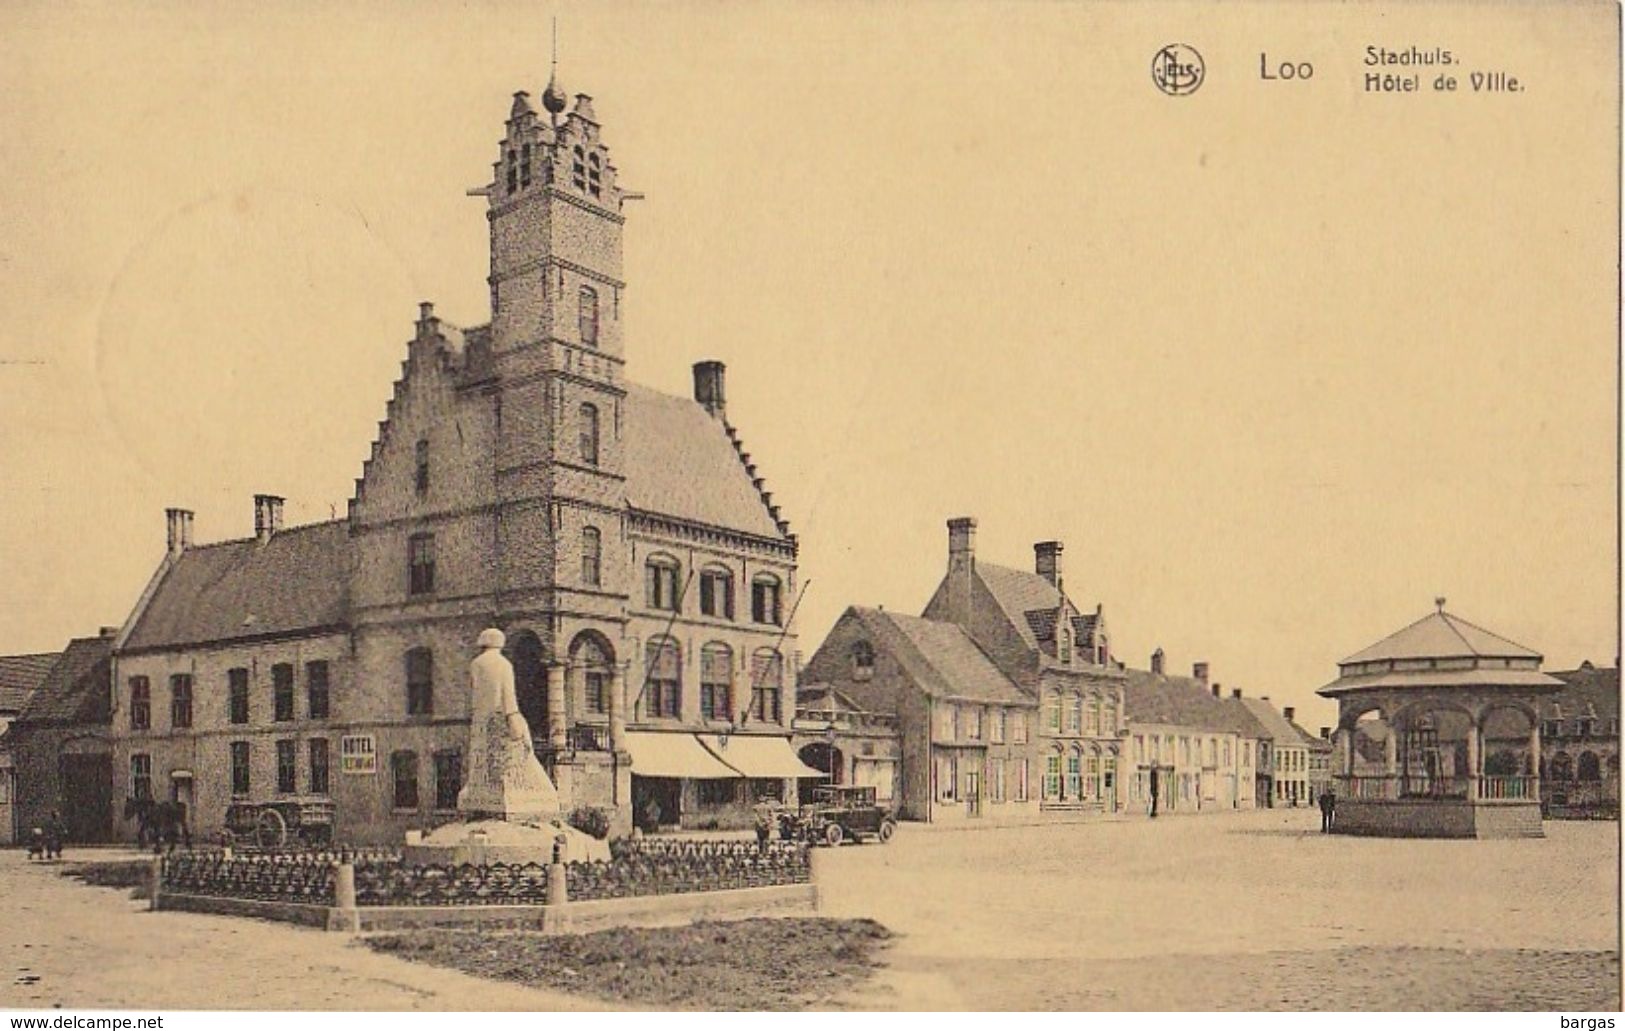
[623,383,790,542]
[351,309,488,516]
[121,520,351,653]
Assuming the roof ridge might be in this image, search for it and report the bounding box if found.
[1441,610,1540,656]
[1437,611,1479,654]
[177,518,347,554]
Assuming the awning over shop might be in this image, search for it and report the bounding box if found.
[625,731,741,780]
[697,734,825,779]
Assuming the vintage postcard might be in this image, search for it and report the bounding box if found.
[0,0,1617,1017]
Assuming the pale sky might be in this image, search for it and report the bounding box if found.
[0,0,1616,729]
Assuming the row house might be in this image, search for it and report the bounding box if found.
[1121,654,1264,814]
[103,75,812,843]
[0,639,111,845]
[1238,695,1312,807]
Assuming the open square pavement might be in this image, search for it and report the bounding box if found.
[1,807,1617,1011]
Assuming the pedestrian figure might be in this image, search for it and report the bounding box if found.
[1148,768,1160,819]
[753,802,773,849]
[43,810,65,860]
[26,826,45,861]
[1319,788,1337,833]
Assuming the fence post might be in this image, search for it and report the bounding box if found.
[332,861,359,933]
[148,855,163,912]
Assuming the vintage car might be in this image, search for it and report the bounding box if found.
[223,797,336,848]
[800,785,896,846]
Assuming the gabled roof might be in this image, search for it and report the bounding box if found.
[623,385,786,540]
[1123,669,1266,737]
[0,653,59,714]
[849,607,1030,706]
[17,636,112,726]
[1236,697,1309,746]
[976,563,1065,651]
[1341,609,1542,664]
[121,520,351,653]
[1544,664,1620,721]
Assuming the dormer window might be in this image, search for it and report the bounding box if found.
[1059,628,1072,665]
[579,286,599,347]
[851,640,875,681]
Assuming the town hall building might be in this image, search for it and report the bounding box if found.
[106,72,811,843]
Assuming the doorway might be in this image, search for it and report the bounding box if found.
[59,753,112,843]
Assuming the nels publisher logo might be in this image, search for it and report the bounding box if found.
[1151,44,1205,96]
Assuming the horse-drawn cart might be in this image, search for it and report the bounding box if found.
[223,797,335,847]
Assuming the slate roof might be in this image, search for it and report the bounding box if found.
[1543,663,1620,722]
[1237,697,1311,747]
[1341,609,1542,664]
[1123,669,1267,737]
[17,636,112,725]
[0,653,59,714]
[849,607,1031,706]
[977,563,1064,650]
[121,520,351,653]
[622,384,785,540]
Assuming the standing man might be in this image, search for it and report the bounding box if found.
[1148,767,1160,819]
[1319,786,1337,833]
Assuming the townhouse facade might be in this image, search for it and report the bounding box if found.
[1121,655,1263,814]
[1239,696,1311,806]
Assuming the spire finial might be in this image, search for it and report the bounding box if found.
[1435,596,1447,613]
[542,16,568,121]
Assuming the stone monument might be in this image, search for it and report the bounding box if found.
[403,628,611,865]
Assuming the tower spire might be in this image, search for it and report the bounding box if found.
[542,16,567,124]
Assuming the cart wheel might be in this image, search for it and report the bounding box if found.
[877,819,896,844]
[822,822,844,847]
[255,808,287,848]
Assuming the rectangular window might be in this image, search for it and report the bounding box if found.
[578,403,600,466]
[936,703,956,741]
[749,651,783,725]
[128,676,151,731]
[1083,698,1099,737]
[581,527,602,586]
[1223,738,1232,767]
[408,533,436,595]
[169,674,192,729]
[309,738,330,795]
[130,754,152,802]
[230,741,250,797]
[646,561,681,612]
[415,438,429,495]
[965,706,983,740]
[1045,693,1062,733]
[699,569,734,620]
[751,577,783,625]
[1016,758,1029,801]
[272,663,295,722]
[1044,754,1062,799]
[584,669,610,716]
[990,707,1006,744]
[1065,696,1082,734]
[307,661,330,719]
[276,739,297,794]
[935,752,957,802]
[579,286,599,347]
[392,751,419,810]
[406,649,434,716]
[1012,711,1029,744]
[1065,753,1082,798]
[646,638,681,719]
[519,142,532,188]
[991,758,1006,802]
[700,646,733,721]
[749,778,783,803]
[228,668,249,724]
[434,751,463,810]
[698,779,736,807]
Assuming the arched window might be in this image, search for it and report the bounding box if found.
[1065,694,1082,734]
[699,565,734,620]
[1065,749,1083,799]
[645,555,681,612]
[1058,628,1073,665]
[579,403,600,466]
[579,286,599,347]
[1044,752,1062,799]
[700,643,733,721]
[581,526,602,586]
[851,640,875,680]
[751,573,783,625]
[573,633,613,716]
[750,649,784,725]
[406,647,434,716]
[1550,752,1574,782]
[1578,751,1602,782]
[644,637,681,719]
[1083,696,1100,737]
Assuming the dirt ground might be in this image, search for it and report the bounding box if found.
[367,919,892,1010]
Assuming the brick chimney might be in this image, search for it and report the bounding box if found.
[944,517,978,628]
[1212,682,1221,698]
[1320,726,1332,740]
[1150,648,1165,675]
[1193,661,1209,686]
[254,495,285,543]
[1034,541,1063,589]
[693,360,726,419]
[1232,688,1242,699]
[165,508,194,557]
[1284,706,1296,723]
